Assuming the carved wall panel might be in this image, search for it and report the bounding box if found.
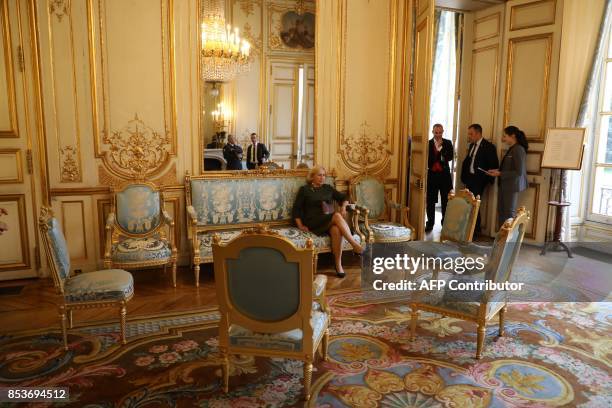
[89,0,177,180]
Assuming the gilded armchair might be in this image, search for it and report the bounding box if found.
[409,207,529,359]
[104,181,178,287]
[404,189,480,259]
[212,226,330,401]
[350,174,414,243]
[39,207,134,350]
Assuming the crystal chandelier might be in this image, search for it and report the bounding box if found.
[201,0,251,82]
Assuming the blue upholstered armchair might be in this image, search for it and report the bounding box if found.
[212,226,330,401]
[409,207,529,359]
[404,189,480,259]
[104,181,178,286]
[38,207,134,350]
[350,174,414,243]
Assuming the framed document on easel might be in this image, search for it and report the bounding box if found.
[541,128,586,170]
[540,128,585,259]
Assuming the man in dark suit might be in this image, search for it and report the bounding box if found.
[426,124,454,232]
[460,123,499,234]
[223,134,243,170]
[246,133,270,169]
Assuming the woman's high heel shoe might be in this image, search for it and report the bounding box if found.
[335,266,346,278]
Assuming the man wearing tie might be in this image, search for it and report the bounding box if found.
[223,134,243,170]
[246,133,270,169]
[426,124,454,232]
[460,124,499,235]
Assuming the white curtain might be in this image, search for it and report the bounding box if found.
[429,10,457,135]
[555,0,608,241]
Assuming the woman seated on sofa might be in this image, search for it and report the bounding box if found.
[292,165,364,278]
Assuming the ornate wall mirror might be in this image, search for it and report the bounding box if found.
[199,0,316,172]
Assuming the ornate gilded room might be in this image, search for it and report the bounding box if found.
[0,0,610,406]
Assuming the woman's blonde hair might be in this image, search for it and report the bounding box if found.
[306,165,326,184]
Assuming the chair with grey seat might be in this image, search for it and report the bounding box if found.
[409,207,529,359]
[38,207,134,350]
[212,225,330,401]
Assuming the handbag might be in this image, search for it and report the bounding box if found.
[321,200,335,215]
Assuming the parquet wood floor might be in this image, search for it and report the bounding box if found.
[0,253,362,333]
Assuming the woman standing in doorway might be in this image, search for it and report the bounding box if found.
[486,125,528,227]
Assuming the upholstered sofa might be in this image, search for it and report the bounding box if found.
[185,168,364,286]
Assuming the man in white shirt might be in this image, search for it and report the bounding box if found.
[460,124,499,234]
[246,133,270,170]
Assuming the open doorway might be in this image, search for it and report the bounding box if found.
[424,9,464,240]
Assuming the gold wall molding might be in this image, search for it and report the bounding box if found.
[88,0,177,178]
[48,0,69,22]
[510,0,556,32]
[473,12,500,43]
[60,199,88,260]
[0,0,18,138]
[59,145,80,182]
[0,148,23,184]
[469,44,499,139]
[338,0,396,175]
[98,162,177,188]
[0,194,30,270]
[503,33,552,142]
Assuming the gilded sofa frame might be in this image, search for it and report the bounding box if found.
[212,226,329,401]
[39,207,133,350]
[185,167,364,286]
[349,173,415,243]
[440,188,481,243]
[103,180,178,286]
[409,207,529,359]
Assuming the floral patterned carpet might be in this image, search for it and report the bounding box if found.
[0,294,610,407]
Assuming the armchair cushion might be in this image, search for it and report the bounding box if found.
[64,269,134,303]
[111,236,171,264]
[116,184,161,234]
[441,196,476,242]
[313,275,327,297]
[353,176,386,219]
[44,218,71,282]
[198,227,360,261]
[360,221,413,242]
[228,310,329,352]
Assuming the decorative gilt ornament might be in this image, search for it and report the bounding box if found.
[340,121,390,172]
[101,114,171,178]
[49,0,69,22]
[238,0,256,17]
[60,145,80,182]
[98,163,177,188]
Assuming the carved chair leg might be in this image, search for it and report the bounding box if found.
[303,358,313,401]
[220,348,229,393]
[498,305,507,337]
[119,302,127,345]
[163,264,167,275]
[322,329,329,361]
[68,309,73,329]
[194,262,200,288]
[476,322,486,359]
[410,307,419,338]
[172,261,177,288]
[59,305,68,351]
[104,259,112,269]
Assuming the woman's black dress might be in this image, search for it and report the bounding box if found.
[292,184,347,236]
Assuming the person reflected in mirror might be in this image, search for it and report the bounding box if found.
[246,133,270,170]
[426,123,454,232]
[460,123,499,235]
[206,133,221,149]
[223,134,244,170]
[486,125,528,228]
[292,165,363,278]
